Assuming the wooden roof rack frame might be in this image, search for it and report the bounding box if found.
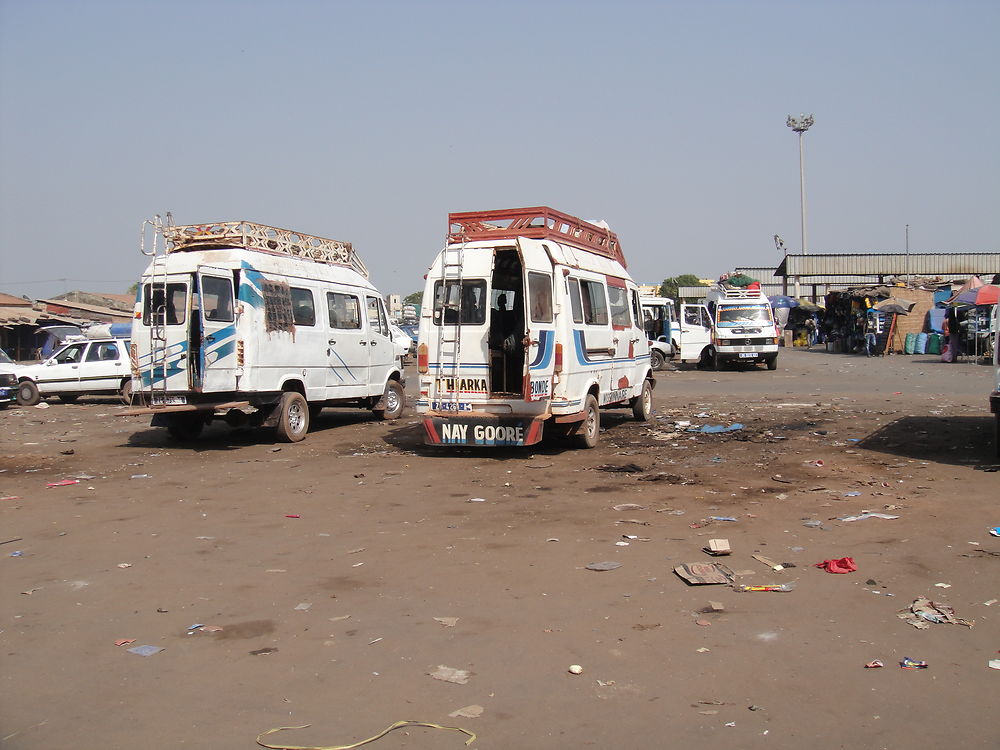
[447,206,626,267]
[163,221,368,278]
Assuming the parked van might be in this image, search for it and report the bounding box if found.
[677,282,779,370]
[640,295,677,370]
[128,218,405,442]
[416,207,654,448]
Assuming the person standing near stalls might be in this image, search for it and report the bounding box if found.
[805,317,817,348]
[865,313,878,357]
[942,307,960,363]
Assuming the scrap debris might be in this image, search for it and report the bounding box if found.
[897,597,974,629]
[429,665,472,685]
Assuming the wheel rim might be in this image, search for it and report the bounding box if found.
[385,386,400,414]
[642,387,651,413]
[585,405,597,438]
[287,401,306,433]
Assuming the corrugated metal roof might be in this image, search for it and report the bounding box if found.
[777,253,1000,277]
[0,306,78,326]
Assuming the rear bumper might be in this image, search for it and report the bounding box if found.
[423,415,546,446]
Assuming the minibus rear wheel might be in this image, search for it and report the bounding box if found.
[576,394,600,449]
[167,413,204,441]
[631,380,653,421]
[275,392,309,442]
[649,349,665,371]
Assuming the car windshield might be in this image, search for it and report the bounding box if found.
[716,304,772,327]
[0,349,12,365]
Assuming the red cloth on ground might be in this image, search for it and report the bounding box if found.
[814,556,857,573]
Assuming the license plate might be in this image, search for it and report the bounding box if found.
[152,394,188,405]
[738,352,757,358]
[0,387,11,399]
[431,401,473,412]
[426,417,541,446]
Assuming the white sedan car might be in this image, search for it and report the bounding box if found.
[16,337,133,405]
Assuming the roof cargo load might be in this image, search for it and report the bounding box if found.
[447,206,626,267]
[162,220,368,278]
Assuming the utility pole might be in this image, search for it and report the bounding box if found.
[786,114,815,255]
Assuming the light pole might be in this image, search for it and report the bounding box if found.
[786,114,815,255]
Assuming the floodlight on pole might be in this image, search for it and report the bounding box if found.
[786,113,815,255]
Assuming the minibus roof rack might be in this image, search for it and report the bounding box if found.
[163,221,368,278]
[447,206,626,267]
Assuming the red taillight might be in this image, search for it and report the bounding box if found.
[417,343,428,373]
[554,342,563,373]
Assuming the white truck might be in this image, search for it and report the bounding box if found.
[416,206,654,448]
[128,218,405,442]
[639,295,677,370]
[677,282,779,370]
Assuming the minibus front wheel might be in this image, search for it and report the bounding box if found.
[576,394,601,449]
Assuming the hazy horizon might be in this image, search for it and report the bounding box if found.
[1,0,997,301]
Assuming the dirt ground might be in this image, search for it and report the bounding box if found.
[1,347,998,750]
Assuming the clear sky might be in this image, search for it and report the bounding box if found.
[1,0,997,301]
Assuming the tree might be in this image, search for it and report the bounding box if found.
[403,291,422,304]
[659,274,706,300]
[127,282,139,296]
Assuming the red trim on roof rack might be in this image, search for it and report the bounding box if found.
[447,206,626,268]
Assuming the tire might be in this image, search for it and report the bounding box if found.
[58,394,80,404]
[373,380,405,420]
[17,380,40,406]
[119,379,133,405]
[649,349,665,371]
[767,356,778,371]
[167,413,204,441]
[575,394,600,449]
[275,391,309,442]
[631,380,653,421]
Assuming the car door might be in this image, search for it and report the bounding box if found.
[365,295,394,394]
[524,269,556,402]
[679,304,712,362]
[77,340,125,392]
[197,269,238,393]
[37,342,88,394]
[325,290,369,398]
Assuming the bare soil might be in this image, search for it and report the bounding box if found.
[1,348,998,749]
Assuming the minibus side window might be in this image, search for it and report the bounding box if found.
[580,280,608,326]
[630,290,641,328]
[433,280,487,326]
[290,287,316,326]
[567,278,583,323]
[143,283,187,326]
[202,277,235,322]
[528,272,553,323]
[366,296,388,335]
[327,292,361,329]
[608,284,631,328]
